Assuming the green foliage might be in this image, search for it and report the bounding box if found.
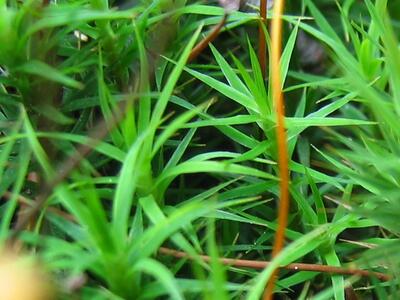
[0,0,399,299]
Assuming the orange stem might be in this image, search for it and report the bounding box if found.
[258,0,268,78]
[264,0,288,299]
[158,247,391,281]
[188,14,228,62]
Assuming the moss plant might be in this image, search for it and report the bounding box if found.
[0,0,399,299]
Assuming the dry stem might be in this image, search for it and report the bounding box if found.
[159,247,391,281]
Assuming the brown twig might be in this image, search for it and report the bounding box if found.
[3,191,76,223]
[258,0,268,78]
[8,96,134,243]
[158,247,391,281]
[188,14,228,62]
[264,0,288,299]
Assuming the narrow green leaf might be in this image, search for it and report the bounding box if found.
[132,259,184,300]
[15,60,83,89]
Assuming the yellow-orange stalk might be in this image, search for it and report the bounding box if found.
[258,0,268,77]
[263,0,288,299]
